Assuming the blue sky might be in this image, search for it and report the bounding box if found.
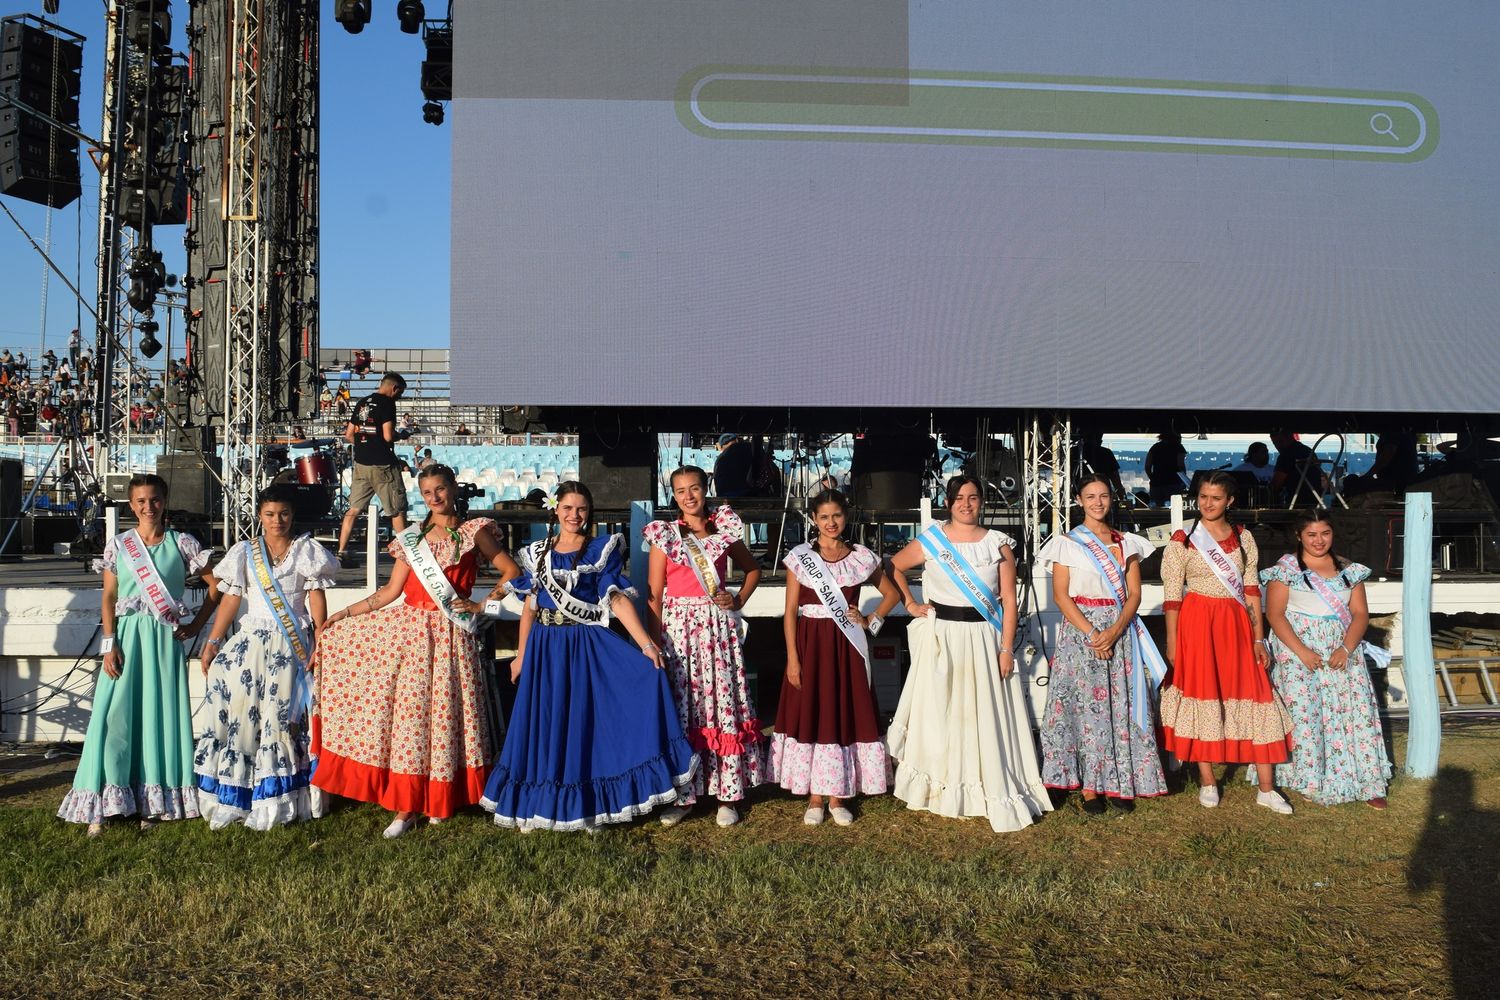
[0,2,450,356]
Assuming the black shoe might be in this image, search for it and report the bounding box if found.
[1081,796,1107,816]
[1108,797,1136,813]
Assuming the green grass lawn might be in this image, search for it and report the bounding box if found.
[3,724,1497,999]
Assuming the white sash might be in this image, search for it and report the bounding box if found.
[536,546,610,626]
[1188,521,1247,608]
[789,543,870,681]
[118,529,187,624]
[397,525,481,634]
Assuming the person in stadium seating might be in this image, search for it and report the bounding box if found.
[1256,509,1390,809]
[1036,474,1167,815]
[647,465,764,828]
[1234,442,1275,484]
[335,372,409,565]
[315,464,519,838]
[769,488,901,826]
[194,484,339,829]
[712,432,753,498]
[887,475,1051,833]
[1144,431,1187,506]
[482,480,697,832]
[1270,429,1326,505]
[58,474,219,835]
[1157,471,1294,814]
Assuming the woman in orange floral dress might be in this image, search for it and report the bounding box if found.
[313,465,520,837]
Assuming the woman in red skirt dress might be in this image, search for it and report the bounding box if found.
[1158,472,1294,814]
[767,490,901,826]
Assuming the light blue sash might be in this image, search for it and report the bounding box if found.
[251,538,313,723]
[1068,527,1168,736]
[917,524,1007,634]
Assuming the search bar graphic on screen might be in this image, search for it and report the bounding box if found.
[677,69,1439,161]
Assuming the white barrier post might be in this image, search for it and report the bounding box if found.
[366,502,379,591]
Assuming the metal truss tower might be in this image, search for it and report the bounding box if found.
[1022,411,1072,552]
[185,0,320,543]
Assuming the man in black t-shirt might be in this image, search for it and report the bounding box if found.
[336,372,409,563]
[1270,429,1326,505]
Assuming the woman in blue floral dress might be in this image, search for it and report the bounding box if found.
[1257,509,1391,808]
[194,485,339,829]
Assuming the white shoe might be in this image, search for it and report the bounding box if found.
[86,823,104,839]
[715,805,739,827]
[803,806,826,826]
[658,806,691,827]
[1198,785,1220,809]
[382,816,416,839]
[427,816,444,826]
[829,806,855,827]
[1256,790,1294,815]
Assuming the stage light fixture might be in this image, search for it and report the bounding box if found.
[397,0,425,34]
[335,0,371,35]
[422,100,444,125]
[138,321,162,358]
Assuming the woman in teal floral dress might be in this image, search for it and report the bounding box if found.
[1257,509,1391,808]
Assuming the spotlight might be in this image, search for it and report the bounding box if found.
[397,0,425,34]
[335,0,371,35]
[138,321,162,358]
[422,100,444,126]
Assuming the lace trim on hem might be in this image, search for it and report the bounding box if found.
[482,764,696,832]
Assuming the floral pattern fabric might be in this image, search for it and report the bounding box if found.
[1039,602,1167,799]
[1252,560,1390,804]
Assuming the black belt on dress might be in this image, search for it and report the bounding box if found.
[932,602,986,623]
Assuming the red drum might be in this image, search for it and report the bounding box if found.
[295,451,336,486]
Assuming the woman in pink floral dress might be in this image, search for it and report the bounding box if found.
[312,465,520,838]
[647,466,763,827]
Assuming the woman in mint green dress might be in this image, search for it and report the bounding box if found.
[57,474,219,835]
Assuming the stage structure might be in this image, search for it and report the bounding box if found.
[179,0,321,542]
[87,0,323,543]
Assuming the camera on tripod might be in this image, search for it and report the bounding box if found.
[453,480,484,517]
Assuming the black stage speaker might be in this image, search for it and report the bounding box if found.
[850,431,932,510]
[577,430,655,510]
[156,451,220,519]
[0,458,21,559]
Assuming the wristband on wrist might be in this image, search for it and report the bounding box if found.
[100,636,115,655]
[204,637,223,649]
[867,614,884,636]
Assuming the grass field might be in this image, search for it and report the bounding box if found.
[2,723,1497,1000]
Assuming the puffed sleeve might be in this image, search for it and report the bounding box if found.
[386,536,409,563]
[460,517,502,558]
[1258,555,1299,590]
[641,519,674,550]
[1120,532,1155,564]
[1161,535,1188,611]
[175,530,212,575]
[595,534,638,599]
[1342,561,1372,586]
[989,529,1018,552]
[507,542,538,596]
[1240,529,1261,599]
[214,541,251,596]
[1034,533,1069,570]
[293,536,339,591]
[711,505,745,543]
[94,534,120,576]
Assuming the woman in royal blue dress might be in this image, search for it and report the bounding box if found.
[481,481,698,832]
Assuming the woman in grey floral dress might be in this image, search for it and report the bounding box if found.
[194,485,338,829]
[1036,475,1168,814]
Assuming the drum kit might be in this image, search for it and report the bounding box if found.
[266,437,342,521]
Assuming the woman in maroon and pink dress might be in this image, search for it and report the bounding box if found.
[768,489,901,826]
[646,466,764,828]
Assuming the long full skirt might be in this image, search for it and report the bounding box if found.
[1249,612,1391,804]
[1039,604,1168,800]
[481,623,697,831]
[766,616,890,798]
[887,616,1052,832]
[1159,592,1293,765]
[194,625,325,829]
[312,603,495,819]
[661,597,764,804]
[57,614,199,824]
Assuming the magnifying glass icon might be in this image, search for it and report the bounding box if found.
[1370,112,1400,142]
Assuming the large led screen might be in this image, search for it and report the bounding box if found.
[452,1,1499,411]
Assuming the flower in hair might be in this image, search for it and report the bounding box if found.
[543,494,559,511]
